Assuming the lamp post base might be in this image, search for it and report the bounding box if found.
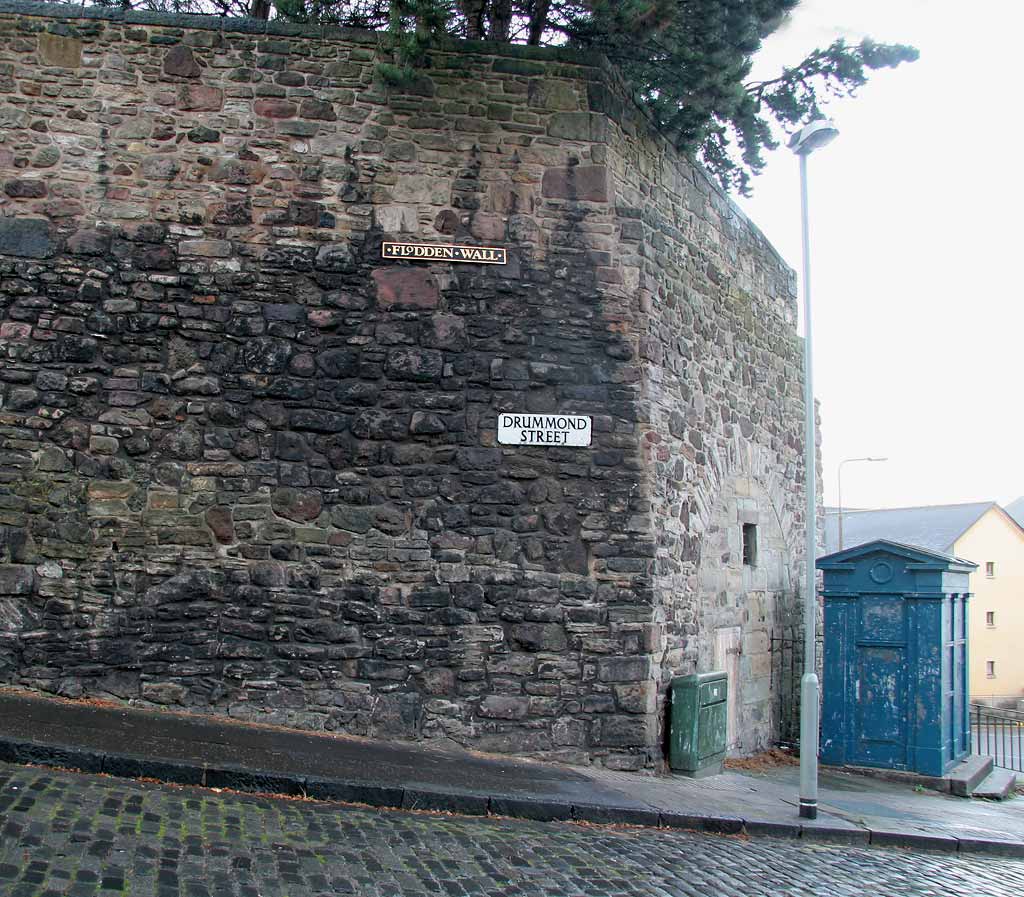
[798,671,819,820]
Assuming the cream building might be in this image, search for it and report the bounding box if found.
[824,502,1024,707]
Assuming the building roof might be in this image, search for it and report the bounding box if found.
[822,502,997,556]
[1006,497,1024,528]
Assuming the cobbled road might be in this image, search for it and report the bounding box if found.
[1,762,1022,897]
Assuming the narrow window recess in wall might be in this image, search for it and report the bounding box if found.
[986,660,996,678]
[986,611,995,627]
[742,523,758,567]
[985,561,995,578]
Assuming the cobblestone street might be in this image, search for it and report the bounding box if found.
[0,763,1022,896]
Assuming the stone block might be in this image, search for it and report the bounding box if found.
[290,409,349,432]
[141,156,180,180]
[67,229,110,256]
[597,656,649,682]
[179,239,232,257]
[178,84,223,111]
[528,80,578,111]
[255,98,297,118]
[300,98,336,120]
[547,112,608,143]
[614,682,657,714]
[0,218,54,259]
[163,45,201,78]
[478,695,530,719]
[205,506,235,544]
[4,179,47,199]
[188,126,220,143]
[385,347,443,382]
[512,623,567,653]
[594,714,653,747]
[541,165,610,203]
[372,268,439,310]
[39,33,82,68]
[271,487,323,523]
[0,565,34,596]
[316,347,359,377]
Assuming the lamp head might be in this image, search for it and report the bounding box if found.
[788,119,839,156]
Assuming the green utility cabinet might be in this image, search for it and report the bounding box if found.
[669,671,728,777]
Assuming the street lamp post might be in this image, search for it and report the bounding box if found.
[789,119,839,821]
[837,457,888,550]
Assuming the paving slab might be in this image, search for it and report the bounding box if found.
[1,688,1022,856]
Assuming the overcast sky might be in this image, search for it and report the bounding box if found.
[736,1,1024,511]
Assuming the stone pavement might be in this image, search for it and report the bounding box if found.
[1,690,1023,858]
[2,761,1024,897]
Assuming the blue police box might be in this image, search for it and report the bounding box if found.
[816,540,976,776]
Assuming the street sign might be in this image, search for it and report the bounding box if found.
[381,242,507,264]
[497,413,592,447]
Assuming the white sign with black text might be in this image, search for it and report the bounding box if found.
[497,413,592,447]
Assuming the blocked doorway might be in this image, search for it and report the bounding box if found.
[695,476,796,756]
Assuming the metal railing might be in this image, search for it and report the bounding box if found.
[971,703,1024,772]
[770,627,823,749]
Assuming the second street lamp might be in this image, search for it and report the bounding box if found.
[789,118,839,821]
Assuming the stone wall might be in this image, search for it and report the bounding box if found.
[0,3,813,768]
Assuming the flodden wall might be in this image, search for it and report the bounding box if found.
[0,3,813,769]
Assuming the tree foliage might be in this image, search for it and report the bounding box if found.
[81,0,918,194]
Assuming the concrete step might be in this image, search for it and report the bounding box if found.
[948,754,994,797]
[972,768,1018,800]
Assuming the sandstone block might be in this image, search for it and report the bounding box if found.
[163,45,201,78]
[547,112,608,143]
[372,268,439,310]
[39,33,82,68]
[179,84,223,111]
[541,165,610,203]
[204,506,234,545]
[528,80,578,111]
[255,99,297,118]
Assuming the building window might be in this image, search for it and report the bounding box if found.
[986,661,996,678]
[986,611,995,627]
[985,561,995,578]
[742,523,758,567]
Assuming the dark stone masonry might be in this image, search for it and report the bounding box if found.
[0,3,815,770]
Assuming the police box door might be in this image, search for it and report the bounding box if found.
[852,594,909,769]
